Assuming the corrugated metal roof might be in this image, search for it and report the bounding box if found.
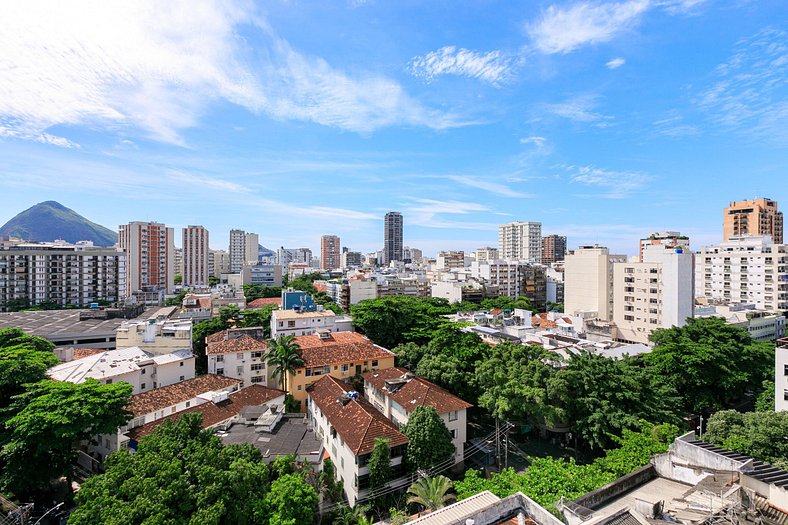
[405,490,501,524]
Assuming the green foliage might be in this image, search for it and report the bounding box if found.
[174,273,182,285]
[704,410,788,469]
[645,317,775,414]
[208,275,220,287]
[266,335,304,392]
[286,272,324,294]
[1,379,132,496]
[368,438,392,490]
[402,406,455,470]
[264,473,319,525]
[755,380,775,412]
[0,344,60,407]
[243,284,283,300]
[164,289,188,306]
[271,453,297,479]
[455,422,676,515]
[556,352,682,450]
[351,297,456,349]
[320,458,344,503]
[406,475,456,511]
[70,413,275,525]
[240,305,278,336]
[0,327,55,353]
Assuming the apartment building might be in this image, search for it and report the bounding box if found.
[363,368,472,463]
[612,245,694,344]
[639,231,690,262]
[47,346,195,394]
[696,236,788,312]
[287,331,395,410]
[695,304,786,342]
[499,222,542,263]
[119,221,175,296]
[323,278,378,311]
[564,246,626,321]
[383,212,404,265]
[777,339,788,412]
[209,249,230,278]
[277,247,313,267]
[115,316,193,353]
[341,250,363,269]
[0,240,125,311]
[241,264,283,287]
[436,251,467,270]
[205,329,273,387]
[320,235,341,270]
[271,309,342,338]
[174,248,183,277]
[724,198,783,243]
[182,225,209,286]
[403,246,423,263]
[474,247,499,264]
[375,276,430,297]
[228,229,259,273]
[541,235,567,265]
[308,375,408,506]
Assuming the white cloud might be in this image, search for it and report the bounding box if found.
[447,175,533,198]
[167,170,250,193]
[696,28,788,145]
[404,199,499,231]
[606,57,626,69]
[0,0,460,147]
[543,95,614,126]
[652,114,700,137]
[656,0,707,15]
[520,136,547,147]
[408,46,515,85]
[566,165,652,198]
[527,0,650,54]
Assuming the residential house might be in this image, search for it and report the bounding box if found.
[271,308,340,338]
[205,328,272,387]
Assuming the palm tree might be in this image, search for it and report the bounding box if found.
[406,475,456,512]
[266,335,304,392]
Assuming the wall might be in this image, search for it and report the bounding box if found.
[572,465,657,510]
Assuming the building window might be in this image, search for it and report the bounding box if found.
[105,379,112,384]
[140,368,146,375]
[342,364,348,372]
[288,321,296,328]
[451,429,458,439]
[784,389,788,402]
[216,355,224,362]
[251,351,264,359]
[217,368,224,375]
[180,361,184,367]
[323,366,330,374]
[237,353,244,359]
[372,360,378,367]
[298,385,302,391]
[141,383,146,389]
[784,364,788,376]
[251,363,265,371]
[448,410,458,422]
[251,376,264,384]
[306,368,312,377]
[186,401,191,407]
[180,375,185,381]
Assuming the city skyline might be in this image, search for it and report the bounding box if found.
[0,1,785,256]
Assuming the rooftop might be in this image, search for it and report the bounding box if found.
[405,491,564,525]
[127,374,240,417]
[206,334,267,355]
[247,297,282,308]
[273,309,336,320]
[126,384,285,441]
[0,308,154,341]
[294,331,394,368]
[47,347,193,383]
[219,415,323,465]
[363,367,472,415]
[308,375,407,455]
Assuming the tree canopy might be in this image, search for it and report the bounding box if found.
[703,410,788,470]
[402,406,455,471]
[368,438,393,491]
[351,297,455,349]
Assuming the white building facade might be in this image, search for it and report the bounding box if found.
[499,222,542,263]
[182,225,209,286]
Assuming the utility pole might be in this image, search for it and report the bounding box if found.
[495,417,501,469]
[504,421,509,469]
[698,414,704,440]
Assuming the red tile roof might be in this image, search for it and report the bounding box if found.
[126,384,285,441]
[206,335,268,355]
[489,309,504,316]
[72,348,106,360]
[247,297,281,309]
[127,374,240,417]
[206,330,229,343]
[532,314,557,329]
[362,368,472,415]
[307,376,407,455]
[294,332,394,368]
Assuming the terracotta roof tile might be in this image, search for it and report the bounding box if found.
[532,315,557,329]
[126,384,285,441]
[72,347,106,360]
[206,330,228,343]
[247,297,281,308]
[307,376,407,455]
[489,309,504,315]
[294,332,394,368]
[206,335,267,356]
[362,368,472,415]
[127,374,240,417]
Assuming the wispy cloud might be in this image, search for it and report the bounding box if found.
[606,57,626,69]
[407,46,515,85]
[404,199,498,231]
[0,0,462,147]
[527,0,650,54]
[652,113,700,138]
[167,170,250,193]
[543,95,614,126]
[520,136,547,147]
[446,175,533,198]
[696,28,788,145]
[565,165,653,198]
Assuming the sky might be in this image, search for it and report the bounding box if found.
[0,0,785,257]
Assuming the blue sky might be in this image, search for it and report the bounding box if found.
[0,0,785,256]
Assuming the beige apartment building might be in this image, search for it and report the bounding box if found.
[475,247,499,263]
[696,236,788,312]
[182,225,209,287]
[564,246,626,321]
[499,222,542,263]
[613,245,694,344]
[436,250,466,270]
[724,198,783,243]
[320,235,341,270]
[118,221,175,296]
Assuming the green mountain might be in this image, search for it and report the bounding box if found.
[0,201,118,247]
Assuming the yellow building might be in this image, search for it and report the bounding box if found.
[287,331,395,410]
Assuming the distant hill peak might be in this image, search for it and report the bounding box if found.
[0,201,118,247]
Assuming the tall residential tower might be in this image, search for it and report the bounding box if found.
[724,198,782,243]
[320,235,341,270]
[499,221,542,263]
[182,225,209,286]
[118,221,175,295]
[383,212,403,265]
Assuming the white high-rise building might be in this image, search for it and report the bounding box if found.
[209,249,230,278]
[612,244,694,344]
[229,229,259,273]
[498,222,542,263]
[564,246,625,321]
[696,236,788,312]
[471,259,521,298]
[119,221,175,295]
[182,226,209,286]
[245,233,259,266]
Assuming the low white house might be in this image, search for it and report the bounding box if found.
[47,346,195,394]
[271,308,341,338]
[308,375,408,506]
[363,368,472,464]
[205,329,273,388]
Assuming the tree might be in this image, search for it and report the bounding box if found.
[320,458,343,503]
[240,305,278,337]
[755,380,775,412]
[70,413,274,525]
[555,352,681,450]
[594,422,680,478]
[264,473,319,525]
[1,379,132,496]
[351,297,455,349]
[208,275,220,287]
[704,410,788,469]
[402,406,454,470]
[164,289,188,306]
[174,273,182,285]
[407,475,456,511]
[0,344,59,408]
[368,438,392,491]
[645,317,774,414]
[243,284,283,300]
[266,335,304,392]
[0,327,56,353]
